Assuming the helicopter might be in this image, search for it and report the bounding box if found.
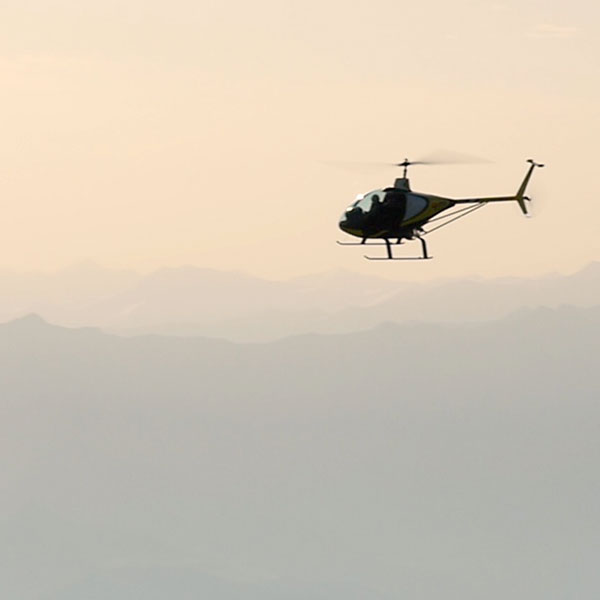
[338,158,544,260]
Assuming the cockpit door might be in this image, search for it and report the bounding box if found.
[404,194,428,221]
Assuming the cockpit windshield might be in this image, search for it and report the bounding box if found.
[348,190,384,214]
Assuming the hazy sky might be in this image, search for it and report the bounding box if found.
[1,0,598,280]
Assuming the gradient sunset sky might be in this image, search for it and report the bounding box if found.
[1,0,598,280]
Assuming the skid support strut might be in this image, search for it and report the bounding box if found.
[385,239,393,259]
[363,235,432,260]
[417,235,429,259]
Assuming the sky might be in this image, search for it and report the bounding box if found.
[1,0,599,281]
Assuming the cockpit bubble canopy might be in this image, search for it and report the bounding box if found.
[346,190,385,215]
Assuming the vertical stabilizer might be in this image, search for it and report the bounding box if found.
[516,159,545,215]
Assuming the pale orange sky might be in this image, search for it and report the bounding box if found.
[1,0,598,281]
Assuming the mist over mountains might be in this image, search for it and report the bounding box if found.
[2,303,600,599]
[2,262,600,341]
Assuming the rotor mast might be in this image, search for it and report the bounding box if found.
[399,158,411,178]
[394,158,413,191]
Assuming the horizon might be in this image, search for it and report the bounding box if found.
[1,258,599,344]
[1,256,599,283]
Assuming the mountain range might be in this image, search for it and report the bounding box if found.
[2,306,599,599]
[1,261,600,341]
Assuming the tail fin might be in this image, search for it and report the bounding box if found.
[515,159,545,215]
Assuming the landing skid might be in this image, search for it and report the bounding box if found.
[336,241,403,246]
[338,235,431,260]
[362,236,431,261]
[365,255,433,261]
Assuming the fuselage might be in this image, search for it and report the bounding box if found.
[337,160,543,259]
[339,187,454,240]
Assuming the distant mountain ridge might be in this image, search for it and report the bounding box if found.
[1,262,600,341]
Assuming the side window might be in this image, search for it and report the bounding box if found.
[382,189,406,207]
[404,194,428,219]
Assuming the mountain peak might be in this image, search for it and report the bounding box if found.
[8,313,49,327]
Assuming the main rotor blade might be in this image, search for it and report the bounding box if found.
[413,150,492,165]
[324,150,491,172]
[393,160,438,167]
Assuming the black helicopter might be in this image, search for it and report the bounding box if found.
[338,158,544,260]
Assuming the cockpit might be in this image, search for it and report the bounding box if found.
[347,190,385,215]
[339,189,396,237]
[339,188,429,238]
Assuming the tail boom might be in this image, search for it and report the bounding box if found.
[452,159,544,215]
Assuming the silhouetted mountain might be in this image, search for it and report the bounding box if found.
[2,263,600,341]
[110,264,600,341]
[0,261,139,323]
[2,308,600,599]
